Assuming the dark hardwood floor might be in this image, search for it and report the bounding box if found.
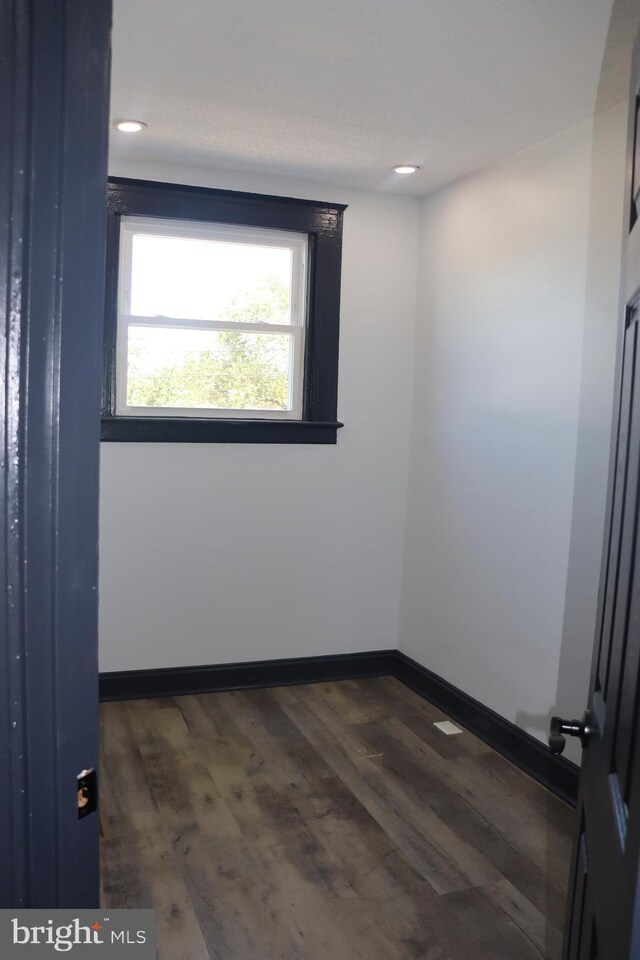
[100,676,575,959]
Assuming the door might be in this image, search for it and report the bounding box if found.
[0,0,111,906]
[558,27,640,960]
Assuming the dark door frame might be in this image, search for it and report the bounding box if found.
[0,0,111,907]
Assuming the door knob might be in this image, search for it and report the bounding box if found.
[549,713,593,755]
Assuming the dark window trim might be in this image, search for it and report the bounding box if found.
[102,177,346,443]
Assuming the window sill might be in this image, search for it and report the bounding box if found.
[100,416,344,444]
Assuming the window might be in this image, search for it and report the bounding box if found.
[102,179,346,443]
[117,218,307,419]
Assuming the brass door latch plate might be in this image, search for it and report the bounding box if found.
[77,768,98,819]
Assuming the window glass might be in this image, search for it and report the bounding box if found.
[129,233,294,324]
[126,325,292,412]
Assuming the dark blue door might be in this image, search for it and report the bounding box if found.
[564,25,640,960]
[0,0,111,907]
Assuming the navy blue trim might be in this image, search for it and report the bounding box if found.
[99,651,396,701]
[101,416,344,444]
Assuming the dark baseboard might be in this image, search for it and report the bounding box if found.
[99,648,579,806]
[393,651,580,807]
[99,649,397,702]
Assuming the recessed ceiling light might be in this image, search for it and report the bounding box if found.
[114,119,147,133]
[393,164,420,175]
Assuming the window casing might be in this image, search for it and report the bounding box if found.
[102,178,345,444]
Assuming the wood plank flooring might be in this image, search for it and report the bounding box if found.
[100,677,575,960]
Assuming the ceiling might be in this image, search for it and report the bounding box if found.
[110,0,617,197]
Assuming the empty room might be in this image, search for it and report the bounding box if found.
[3,1,640,958]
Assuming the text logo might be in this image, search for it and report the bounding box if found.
[0,910,156,957]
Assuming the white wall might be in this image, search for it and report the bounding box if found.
[99,162,419,671]
[398,111,625,748]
